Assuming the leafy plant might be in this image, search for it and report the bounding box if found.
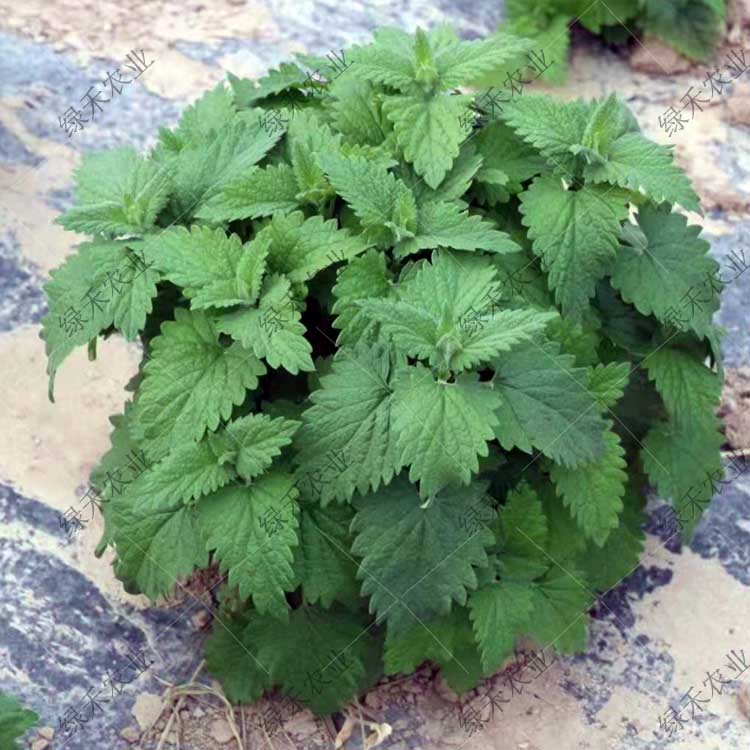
[500,0,727,83]
[42,25,724,714]
[0,692,39,750]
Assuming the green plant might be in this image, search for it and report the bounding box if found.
[42,25,724,714]
[500,0,727,83]
[0,692,38,750]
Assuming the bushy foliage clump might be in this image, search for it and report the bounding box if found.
[501,0,727,84]
[42,25,724,713]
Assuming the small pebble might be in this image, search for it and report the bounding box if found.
[31,741,49,750]
[38,727,55,740]
[120,726,141,743]
[210,717,234,744]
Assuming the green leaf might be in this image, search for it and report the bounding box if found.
[199,474,299,620]
[0,692,39,750]
[352,478,495,636]
[642,0,726,61]
[360,250,555,372]
[391,366,501,496]
[296,344,404,504]
[395,200,521,259]
[332,249,393,346]
[496,482,549,580]
[228,64,309,106]
[41,241,160,394]
[503,95,591,174]
[223,412,301,482]
[128,438,236,513]
[57,147,171,237]
[318,150,418,247]
[143,226,267,309]
[196,163,300,222]
[259,211,370,283]
[584,133,700,211]
[349,27,420,90]
[551,425,627,546]
[383,607,484,693]
[526,566,592,654]
[610,203,719,339]
[491,341,608,467]
[641,417,724,535]
[329,76,390,146]
[205,614,271,703]
[469,581,535,673]
[131,309,266,460]
[251,606,374,714]
[588,361,631,409]
[520,175,630,319]
[293,500,360,608]
[383,91,472,189]
[164,83,236,149]
[218,274,314,375]
[169,111,283,218]
[475,120,547,194]
[112,496,209,600]
[644,347,722,429]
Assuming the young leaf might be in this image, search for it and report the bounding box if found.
[217,274,314,375]
[143,226,267,309]
[57,148,171,237]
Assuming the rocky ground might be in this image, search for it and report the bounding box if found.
[1,1,749,749]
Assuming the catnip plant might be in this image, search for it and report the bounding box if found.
[42,25,725,713]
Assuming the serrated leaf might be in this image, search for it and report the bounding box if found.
[641,417,724,535]
[318,151,418,247]
[259,211,370,282]
[644,347,721,429]
[588,361,631,409]
[526,566,592,653]
[228,64,309,107]
[296,344,404,504]
[41,241,160,393]
[496,482,550,580]
[57,148,171,237]
[128,438,236,514]
[469,581,535,674]
[520,175,630,319]
[223,412,300,481]
[352,478,495,636]
[610,203,719,339]
[584,132,700,211]
[384,91,472,189]
[143,226,267,309]
[360,250,555,372]
[475,120,547,193]
[199,474,299,619]
[112,496,209,600]
[395,200,521,259]
[392,366,501,496]
[169,111,283,219]
[218,274,314,375]
[551,425,627,546]
[491,341,608,467]
[196,163,300,222]
[131,309,266,460]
